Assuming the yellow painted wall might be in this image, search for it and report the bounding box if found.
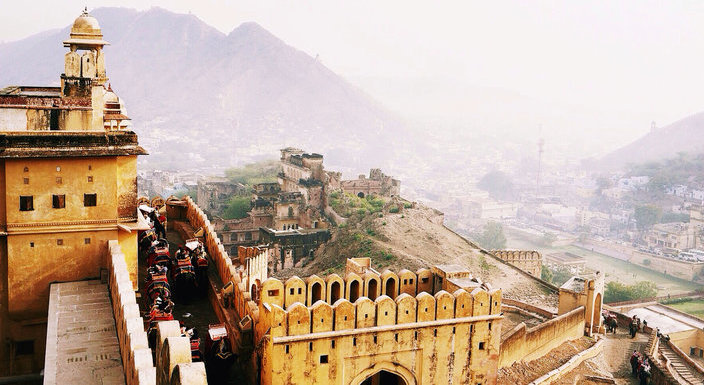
[6,229,116,317]
[116,155,137,219]
[5,157,117,225]
[669,328,704,356]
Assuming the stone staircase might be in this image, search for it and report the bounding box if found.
[660,343,704,385]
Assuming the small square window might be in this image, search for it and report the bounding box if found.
[290,288,294,295]
[319,355,328,364]
[87,176,93,183]
[84,193,97,207]
[478,342,485,350]
[23,166,29,172]
[19,196,34,211]
[394,333,398,341]
[309,342,313,351]
[29,242,34,248]
[373,335,377,344]
[352,338,357,346]
[331,340,335,348]
[52,194,65,209]
[57,239,63,246]
[14,340,34,356]
[285,345,289,354]
[298,288,302,295]
[84,238,91,245]
[23,178,29,185]
[56,177,62,184]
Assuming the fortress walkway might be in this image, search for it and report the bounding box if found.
[43,280,125,385]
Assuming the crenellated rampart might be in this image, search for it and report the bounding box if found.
[257,284,502,338]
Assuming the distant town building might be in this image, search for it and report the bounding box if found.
[214,148,332,259]
[467,199,518,220]
[341,168,401,198]
[544,252,587,274]
[646,222,699,251]
[196,176,246,213]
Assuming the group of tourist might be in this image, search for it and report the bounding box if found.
[630,350,651,384]
[630,315,647,338]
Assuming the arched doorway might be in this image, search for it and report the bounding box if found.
[592,293,602,333]
[385,278,397,299]
[251,284,258,302]
[360,370,406,385]
[311,282,322,303]
[330,281,341,303]
[368,279,378,300]
[350,280,360,302]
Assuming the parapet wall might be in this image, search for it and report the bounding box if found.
[107,241,206,385]
[491,250,542,278]
[182,196,263,347]
[643,330,679,385]
[498,306,585,368]
[107,241,156,385]
[259,285,501,338]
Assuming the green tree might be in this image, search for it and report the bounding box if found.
[541,232,557,247]
[223,196,251,219]
[539,265,573,286]
[630,281,657,299]
[477,171,515,201]
[225,160,280,185]
[604,282,632,303]
[596,176,612,192]
[541,265,553,283]
[604,281,657,303]
[634,205,661,231]
[473,221,507,250]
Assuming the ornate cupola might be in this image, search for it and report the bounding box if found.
[61,8,110,97]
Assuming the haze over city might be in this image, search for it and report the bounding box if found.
[4,1,704,159]
[1,2,704,385]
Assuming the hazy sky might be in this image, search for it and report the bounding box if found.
[2,1,704,153]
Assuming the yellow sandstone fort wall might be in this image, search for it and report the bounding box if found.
[257,287,502,385]
[498,306,585,368]
[181,196,505,384]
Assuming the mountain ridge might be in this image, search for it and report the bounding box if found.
[0,7,414,173]
[593,111,704,170]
